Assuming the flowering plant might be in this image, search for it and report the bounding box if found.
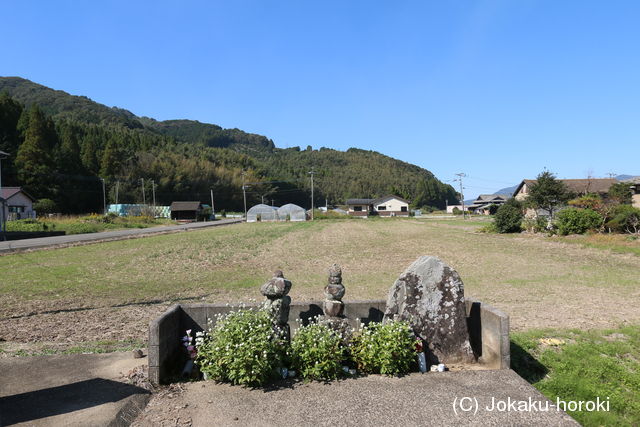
[195,309,289,386]
[290,320,345,381]
[181,329,197,359]
[350,320,416,375]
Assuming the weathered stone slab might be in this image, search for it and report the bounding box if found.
[384,256,474,364]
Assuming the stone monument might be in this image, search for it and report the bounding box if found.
[323,263,346,317]
[260,270,292,338]
[384,256,474,364]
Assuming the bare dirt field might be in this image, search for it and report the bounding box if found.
[1,218,639,355]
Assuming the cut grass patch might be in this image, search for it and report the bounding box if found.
[511,326,640,426]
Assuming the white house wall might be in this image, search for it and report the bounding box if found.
[376,198,408,212]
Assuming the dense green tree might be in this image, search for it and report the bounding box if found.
[494,198,524,233]
[14,105,57,198]
[526,171,570,218]
[0,92,23,185]
[607,182,633,205]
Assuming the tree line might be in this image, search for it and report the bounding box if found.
[0,83,459,214]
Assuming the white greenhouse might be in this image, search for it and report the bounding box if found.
[277,203,307,222]
[246,204,279,222]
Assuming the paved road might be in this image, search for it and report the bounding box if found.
[0,218,242,253]
[0,352,150,426]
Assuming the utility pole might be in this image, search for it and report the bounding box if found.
[100,178,106,215]
[140,178,146,205]
[210,188,216,218]
[115,180,119,205]
[309,169,315,220]
[241,170,247,219]
[607,172,617,179]
[454,173,466,219]
[151,179,156,207]
[0,150,9,239]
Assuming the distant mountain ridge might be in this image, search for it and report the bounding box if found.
[0,76,458,211]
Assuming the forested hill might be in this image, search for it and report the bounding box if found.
[0,77,458,213]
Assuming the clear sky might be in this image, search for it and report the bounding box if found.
[2,0,639,198]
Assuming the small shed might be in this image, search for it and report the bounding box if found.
[246,204,279,222]
[277,203,306,221]
[0,187,35,220]
[170,201,203,221]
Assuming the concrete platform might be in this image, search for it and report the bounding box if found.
[0,352,150,426]
[134,370,579,426]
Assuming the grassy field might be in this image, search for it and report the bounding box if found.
[6,215,176,235]
[1,218,638,424]
[512,326,640,426]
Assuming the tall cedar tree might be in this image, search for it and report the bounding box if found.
[0,93,23,185]
[527,171,570,218]
[15,105,57,199]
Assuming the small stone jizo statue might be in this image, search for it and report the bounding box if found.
[323,264,346,317]
[260,270,292,337]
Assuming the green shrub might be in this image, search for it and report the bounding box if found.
[6,219,45,232]
[556,208,603,235]
[494,199,524,233]
[523,216,549,234]
[33,198,57,214]
[452,207,462,215]
[195,309,288,386]
[606,205,640,234]
[291,322,345,381]
[350,320,416,375]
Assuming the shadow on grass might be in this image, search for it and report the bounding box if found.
[510,340,548,384]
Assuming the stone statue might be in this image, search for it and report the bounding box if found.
[260,270,292,338]
[323,264,346,317]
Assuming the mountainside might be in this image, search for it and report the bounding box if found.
[493,185,518,197]
[0,77,457,212]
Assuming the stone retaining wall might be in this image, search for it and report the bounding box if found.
[148,298,509,384]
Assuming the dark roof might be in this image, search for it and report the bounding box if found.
[346,198,374,205]
[170,201,202,211]
[0,187,35,201]
[514,178,618,197]
[475,194,507,202]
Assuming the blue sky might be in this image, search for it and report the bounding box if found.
[2,0,639,198]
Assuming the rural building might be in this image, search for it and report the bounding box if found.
[513,178,618,201]
[513,178,618,217]
[467,195,509,215]
[622,177,640,208]
[346,195,410,217]
[170,201,203,221]
[0,187,35,220]
[246,204,279,222]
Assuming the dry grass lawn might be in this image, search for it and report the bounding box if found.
[1,218,639,354]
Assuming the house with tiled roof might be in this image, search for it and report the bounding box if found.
[513,178,618,201]
[467,194,509,215]
[0,187,36,221]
